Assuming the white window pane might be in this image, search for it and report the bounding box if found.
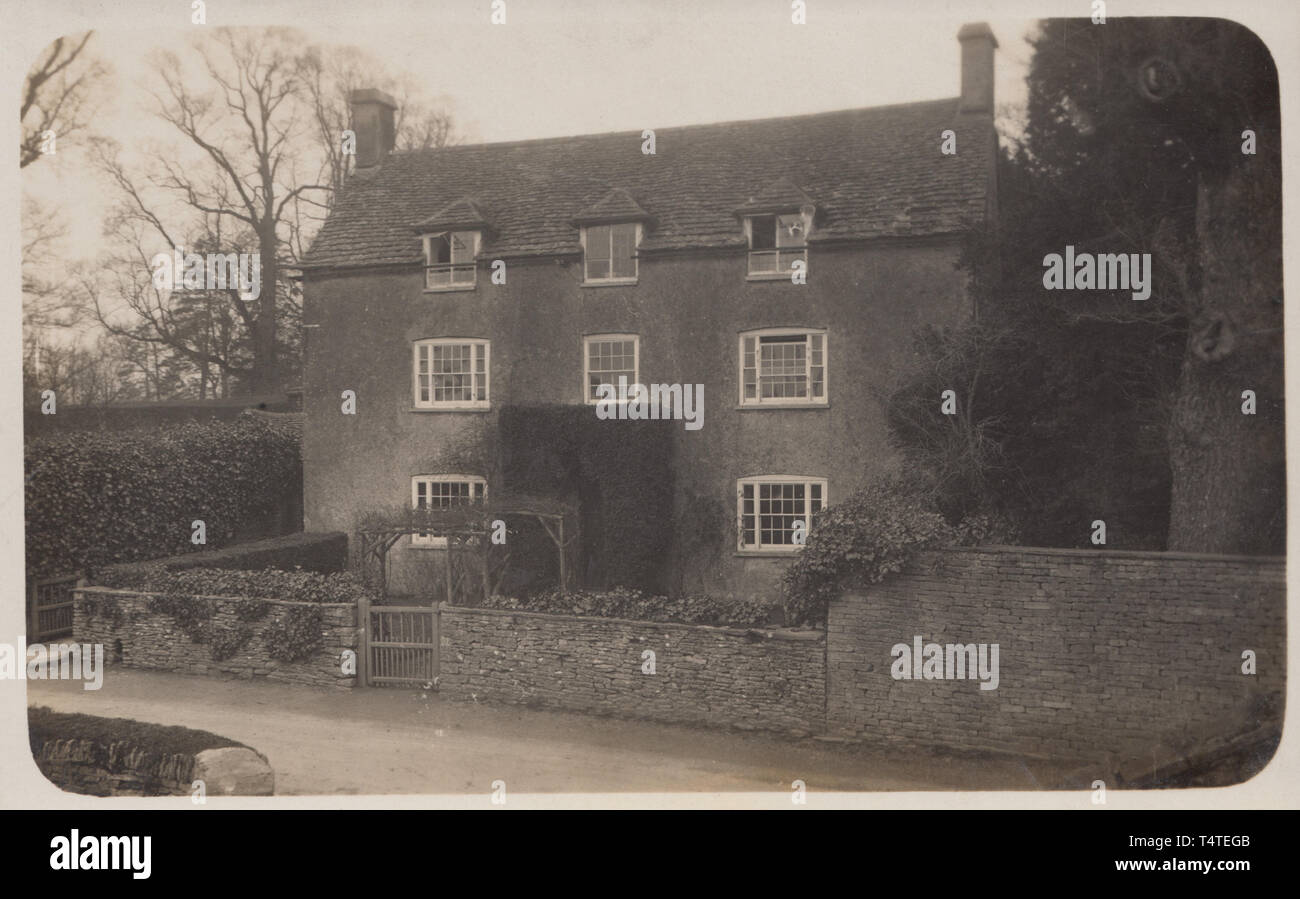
[611,224,636,278]
[759,336,808,399]
[744,480,824,548]
[587,226,611,259]
[450,232,474,263]
[586,337,638,399]
[418,341,488,405]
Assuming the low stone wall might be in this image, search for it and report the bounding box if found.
[826,546,1286,766]
[439,605,825,735]
[34,741,274,797]
[74,587,358,689]
[35,740,196,796]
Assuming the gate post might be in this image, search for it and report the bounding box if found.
[434,602,442,683]
[357,591,370,687]
[27,579,39,641]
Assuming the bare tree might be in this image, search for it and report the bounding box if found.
[297,45,460,206]
[22,196,78,333]
[89,29,330,395]
[22,34,109,403]
[86,30,459,396]
[23,331,142,408]
[21,33,108,167]
[80,195,257,396]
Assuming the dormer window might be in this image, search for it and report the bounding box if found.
[582,223,640,284]
[734,179,816,280]
[423,231,479,290]
[746,213,808,277]
[571,188,652,286]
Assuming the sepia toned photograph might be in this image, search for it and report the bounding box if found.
[8,0,1288,813]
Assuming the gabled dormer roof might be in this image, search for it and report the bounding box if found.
[733,177,816,218]
[411,197,492,233]
[569,187,654,227]
[304,98,997,268]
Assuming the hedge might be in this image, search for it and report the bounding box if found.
[101,532,348,581]
[498,405,674,594]
[28,706,246,757]
[25,415,301,578]
[475,587,774,627]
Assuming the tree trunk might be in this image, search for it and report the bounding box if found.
[1166,160,1284,555]
[250,227,279,394]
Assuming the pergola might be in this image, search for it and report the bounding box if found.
[354,494,579,603]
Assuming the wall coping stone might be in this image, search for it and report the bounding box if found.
[935,544,1285,566]
[440,603,825,641]
[76,586,356,609]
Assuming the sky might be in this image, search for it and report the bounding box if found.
[19,2,1037,258]
[13,1,1044,354]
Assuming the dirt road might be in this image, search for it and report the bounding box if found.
[26,669,1060,797]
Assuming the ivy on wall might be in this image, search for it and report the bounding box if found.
[263,606,324,662]
[497,405,675,594]
[93,566,356,665]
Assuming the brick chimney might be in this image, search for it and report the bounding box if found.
[957,22,998,114]
[349,88,398,168]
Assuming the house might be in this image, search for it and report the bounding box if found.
[299,23,999,605]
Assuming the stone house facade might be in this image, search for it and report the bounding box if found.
[299,24,999,603]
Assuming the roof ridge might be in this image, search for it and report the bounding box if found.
[391,97,964,157]
[306,96,994,268]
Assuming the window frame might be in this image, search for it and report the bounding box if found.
[582,333,640,404]
[412,338,491,411]
[736,475,828,554]
[410,474,487,548]
[743,213,809,279]
[737,328,828,408]
[581,222,642,285]
[422,230,480,291]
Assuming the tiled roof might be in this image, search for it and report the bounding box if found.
[412,197,493,232]
[570,187,653,226]
[303,98,995,269]
[734,177,816,216]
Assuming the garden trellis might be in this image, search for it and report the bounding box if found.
[354,494,579,604]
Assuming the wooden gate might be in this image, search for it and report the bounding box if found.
[361,601,438,688]
[28,574,81,642]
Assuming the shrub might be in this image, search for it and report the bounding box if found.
[780,476,955,626]
[476,587,774,627]
[951,511,1019,546]
[264,607,324,662]
[24,416,301,579]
